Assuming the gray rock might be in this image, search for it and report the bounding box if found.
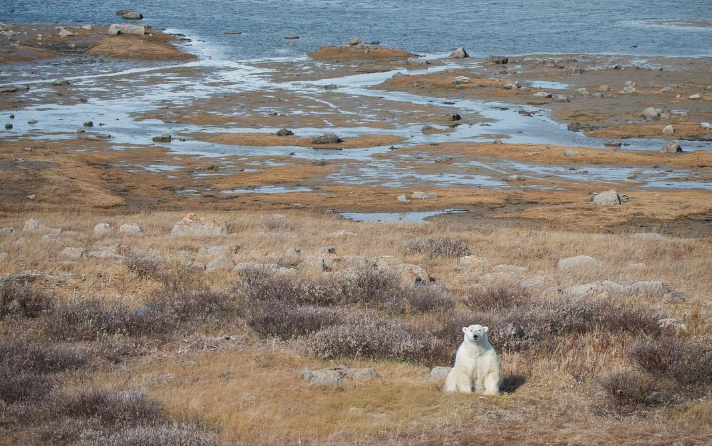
[533,91,552,98]
[564,149,579,156]
[557,255,603,270]
[604,141,621,147]
[411,191,438,199]
[662,125,674,135]
[108,24,146,36]
[552,94,569,103]
[689,93,701,100]
[642,107,662,121]
[0,227,15,235]
[0,252,8,260]
[451,76,471,85]
[52,79,70,86]
[87,245,124,260]
[407,57,430,66]
[93,223,112,237]
[320,246,336,254]
[486,55,508,64]
[660,141,682,154]
[276,128,294,136]
[206,257,236,271]
[301,365,379,385]
[348,38,364,46]
[61,247,87,259]
[563,281,622,298]
[171,214,228,237]
[592,190,621,205]
[430,366,452,381]
[23,218,60,234]
[198,244,235,256]
[0,86,18,93]
[58,28,73,38]
[632,232,661,239]
[311,133,342,144]
[520,275,556,289]
[397,194,408,202]
[121,11,143,20]
[119,223,142,235]
[284,34,300,40]
[448,47,469,59]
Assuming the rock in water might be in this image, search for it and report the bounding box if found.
[108,24,146,36]
[660,141,682,154]
[152,134,172,143]
[310,133,342,144]
[448,47,469,59]
[592,190,621,205]
[171,213,228,237]
[276,128,294,136]
[121,11,143,20]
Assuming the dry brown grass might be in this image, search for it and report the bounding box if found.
[1,210,712,445]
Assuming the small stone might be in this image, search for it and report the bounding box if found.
[451,76,470,85]
[564,149,579,156]
[276,128,294,136]
[689,94,701,100]
[604,141,621,147]
[662,125,674,135]
[171,213,228,237]
[58,28,73,38]
[397,194,408,202]
[4,124,12,130]
[448,113,462,121]
[52,79,70,86]
[108,24,146,36]
[61,247,87,259]
[599,85,610,92]
[81,24,93,30]
[83,121,93,127]
[533,91,552,98]
[26,194,35,200]
[284,34,300,40]
[206,256,236,271]
[552,94,569,103]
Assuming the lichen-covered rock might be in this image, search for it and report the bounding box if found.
[170,213,228,237]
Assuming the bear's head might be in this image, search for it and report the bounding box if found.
[462,324,488,343]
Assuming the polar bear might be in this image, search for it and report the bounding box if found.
[443,324,501,395]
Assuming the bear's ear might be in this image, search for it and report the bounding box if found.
[462,326,468,333]
[484,326,489,333]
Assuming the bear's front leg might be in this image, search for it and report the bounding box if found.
[482,370,500,396]
[456,373,474,393]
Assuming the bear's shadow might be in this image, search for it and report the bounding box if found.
[500,374,526,393]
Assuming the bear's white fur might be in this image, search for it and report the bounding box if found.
[443,324,501,395]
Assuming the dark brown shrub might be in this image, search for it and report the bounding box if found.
[343,265,407,314]
[600,371,673,411]
[0,280,54,318]
[0,338,89,374]
[403,236,470,258]
[307,314,448,366]
[407,285,455,314]
[147,289,235,324]
[125,254,162,280]
[0,366,55,405]
[57,388,164,427]
[462,283,529,312]
[43,299,172,341]
[78,423,227,446]
[629,338,712,393]
[246,301,342,340]
[237,266,307,304]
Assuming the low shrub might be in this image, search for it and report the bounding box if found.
[0,338,89,374]
[629,338,712,394]
[403,236,470,258]
[407,285,455,314]
[147,289,235,324]
[462,283,529,312]
[343,266,406,313]
[307,314,448,366]
[0,280,54,319]
[43,299,172,341]
[125,254,162,280]
[78,423,227,446]
[246,301,343,340]
[600,371,673,411]
[58,388,164,427]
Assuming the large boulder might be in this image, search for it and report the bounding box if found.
[170,213,228,237]
[557,255,603,271]
[301,365,378,385]
[448,47,469,59]
[660,141,682,154]
[206,256,236,271]
[592,190,621,205]
[108,24,146,36]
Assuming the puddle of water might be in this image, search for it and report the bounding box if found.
[341,209,468,223]
[529,80,569,90]
[221,186,313,194]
